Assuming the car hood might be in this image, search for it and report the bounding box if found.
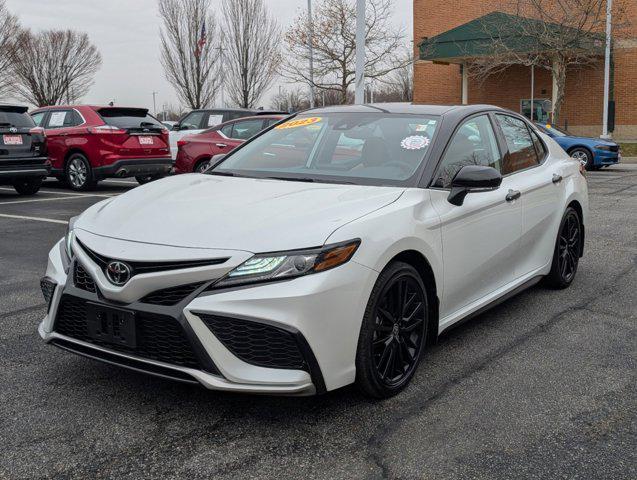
[76,174,405,252]
[557,136,617,147]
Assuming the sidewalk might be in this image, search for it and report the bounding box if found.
[622,157,637,164]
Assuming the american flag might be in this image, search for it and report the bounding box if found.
[196,21,206,57]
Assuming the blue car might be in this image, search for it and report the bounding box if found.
[535,123,621,171]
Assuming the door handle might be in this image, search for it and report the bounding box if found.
[215,143,227,148]
[552,173,563,184]
[505,189,521,202]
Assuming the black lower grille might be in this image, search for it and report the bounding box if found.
[140,282,204,306]
[54,295,205,370]
[40,277,56,310]
[74,263,96,293]
[199,314,307,370]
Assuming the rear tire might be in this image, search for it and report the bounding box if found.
[355,262,428,399]
[194,159,211,173]
[65,153,96,191]
[13,177,42,195]
[544,207,582,289]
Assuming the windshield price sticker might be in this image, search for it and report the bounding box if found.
[275,117,322,130]
[401,135,430,150]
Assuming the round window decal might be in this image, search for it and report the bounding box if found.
[400,135,430,150]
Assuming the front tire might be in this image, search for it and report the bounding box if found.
[544,207,582,289]
[570,148,597,171]
[13,177,43,195]
[355,262,428,398]
[65,154,96,191]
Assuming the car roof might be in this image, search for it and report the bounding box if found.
[303,103,505,116]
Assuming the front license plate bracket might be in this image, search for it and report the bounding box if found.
[86,303,137,348]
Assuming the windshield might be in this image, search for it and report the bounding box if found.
[537,123,569,137]
[211,113,439,186]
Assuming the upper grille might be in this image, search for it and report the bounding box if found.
[199,314,307,371]
[77,240,229,277]
[140,282,205,306]
[54,295,207,371]
[74,263,96,293]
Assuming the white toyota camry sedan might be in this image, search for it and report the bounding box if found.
[39,104,588,398]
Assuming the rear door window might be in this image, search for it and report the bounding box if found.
[0,108,35,128]
[496,114,540,174]
[46,110,83,129]
[98,108,163,129]
[230,119,265,140]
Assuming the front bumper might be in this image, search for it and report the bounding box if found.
[593,149,620,166]
[93,158,173,179]
[0,156,50,179]
[39,237,377,395]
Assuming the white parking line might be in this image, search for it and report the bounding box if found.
[0,213,67,224]
[0,196,101,205]
[101,179,138,185]
[0,187,115,198]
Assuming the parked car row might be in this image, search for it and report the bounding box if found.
[1,101,621,196]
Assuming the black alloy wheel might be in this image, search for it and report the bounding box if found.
[194,159,210,173]
[545,207,581,289]
[356,262,428,398]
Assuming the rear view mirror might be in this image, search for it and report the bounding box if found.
[448,165,502,206]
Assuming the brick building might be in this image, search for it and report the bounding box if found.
[413,1,637,140]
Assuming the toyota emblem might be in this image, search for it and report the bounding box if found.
[106,261,132,286]
[9,127,17,133]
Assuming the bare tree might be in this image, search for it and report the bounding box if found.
[159,0,223,109]
[0,1,19,100]
[374,56,413,102]
[270,87,309,112]
[463,1,630,124]
[283,0,409,104]
[11,29,101,107]
[221,0,280,108]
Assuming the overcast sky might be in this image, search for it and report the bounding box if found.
[5,0,412,112]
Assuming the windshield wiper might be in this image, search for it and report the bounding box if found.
[265,176,316,183]
[207,170,237,177]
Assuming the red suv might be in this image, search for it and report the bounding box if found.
[174,115,284,174]
[30,105,172,190]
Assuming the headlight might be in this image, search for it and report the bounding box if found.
[594,144,613,151]
[214,239,360,288]
[63,216,79,262]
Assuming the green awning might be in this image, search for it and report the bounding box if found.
[419,11,604,63]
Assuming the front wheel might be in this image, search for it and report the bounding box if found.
[194,159,211,173]
[13,177,43,195]
[355,262,428,398]
[570,148,597,171]
[544,207,582,289]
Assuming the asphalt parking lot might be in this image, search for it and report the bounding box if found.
[1,168,635,480]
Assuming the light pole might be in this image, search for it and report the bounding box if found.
[602,0,612,138]
[152,91,158,116]
[354,0,365,104]
[307,0,315,108]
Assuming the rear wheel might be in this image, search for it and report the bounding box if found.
[13,177,42,195]
[65,154,96,191]
[570,148,597,171]
[545,207,582,289]
[194,159,210,173]
[355,262,428,398]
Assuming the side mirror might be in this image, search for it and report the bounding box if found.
[448,165,502,206]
